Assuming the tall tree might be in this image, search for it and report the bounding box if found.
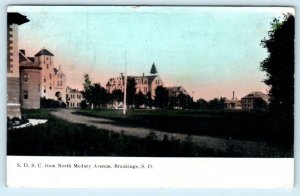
[154,86,169,109]
[126,77,137,107]
[82,74,92,107]
[90,83,108,108]
[111,89,123,103]
[134,91,146,108]
[260,14,294,118]
[145,92,153,109]
[260,14,294,146]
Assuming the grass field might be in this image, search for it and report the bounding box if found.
[76,108,294,146]
[8,109,242,157]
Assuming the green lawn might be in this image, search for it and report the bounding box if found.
[76,108,293,146]
[8,109,242,157]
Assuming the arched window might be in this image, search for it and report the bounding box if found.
[23,73,28,82]
[23,90,28,99]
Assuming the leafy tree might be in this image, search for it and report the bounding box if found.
[260,14,294,146]
[178,93,194,109]
[111,89,123,103]
[90,83,109,108]
[145,92,153,108]
[154,86,169,109]
[253,98,267,110]
[195,98,208,110]
[207,97,226,110]
[126,77,137,107]
[82,74,92,107]
[260,14,294,118]
[134,91,146,108]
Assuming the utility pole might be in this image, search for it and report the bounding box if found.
[123,51,127,115]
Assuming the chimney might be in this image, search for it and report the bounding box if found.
[20,49,25,55]
[142,73,144,77]
[120,73,123,78]
[232,91,235,100]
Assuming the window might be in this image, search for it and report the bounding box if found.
[23,90,28,99]
[49,74,52,79]
[49,83,52,90]
[23,73,28,82]
[46,57,49,61]
[44,86,46,93]
[46,64,49,69]
[60,81,63,86]
[57,81,60,86]
[144,80,147,84]
[44,77,46,83]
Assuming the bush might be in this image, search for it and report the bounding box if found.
[41,97,67,108]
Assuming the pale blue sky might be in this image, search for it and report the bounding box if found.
[9,6,294,100]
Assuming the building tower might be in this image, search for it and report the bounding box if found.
[19,50,42,109]
[34,49,67,102]
[150,62,158,75]
[7,13,29,118]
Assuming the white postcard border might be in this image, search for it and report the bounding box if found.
[7,156,294,188]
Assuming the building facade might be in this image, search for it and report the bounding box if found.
[34,49,67,102]
[106,64,163,98]
[7,13,29,118]
[225,91,242,110]
[241,91,269,110]
[19,50,42,109]
[66,87,84,108]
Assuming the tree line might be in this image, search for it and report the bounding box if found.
[81,74,227,110]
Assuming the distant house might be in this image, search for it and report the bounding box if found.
[66,87,84,108]
[106,63,163,98]
[241,91,269,110]
[225,99,242,110]
[225,91,242,110]
[166,86,189,97]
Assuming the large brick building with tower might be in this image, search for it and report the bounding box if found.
[106,63,163,98]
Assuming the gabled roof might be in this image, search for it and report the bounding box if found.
[34,49,54,57]
[8,13,29,25]
[241,91,269,102]
[19,51,30,63]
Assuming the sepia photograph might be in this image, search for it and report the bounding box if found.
[7,6,294,158]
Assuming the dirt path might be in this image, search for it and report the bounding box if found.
[50,109,284,157]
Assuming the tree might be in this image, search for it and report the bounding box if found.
[260,14,294,145]
[126,77,137,107]
[134,91,146,108]
[195,98,208,110]
[82,74,92,107]
[207,97,226,110]
[154,86,169,109]
[260,14,294,117]
[145,92,153,108]
[111,89,123,103]
[90,83,108,108]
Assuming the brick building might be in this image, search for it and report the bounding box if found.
[106,63,163,98]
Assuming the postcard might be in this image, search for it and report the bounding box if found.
[6,6,294,188]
